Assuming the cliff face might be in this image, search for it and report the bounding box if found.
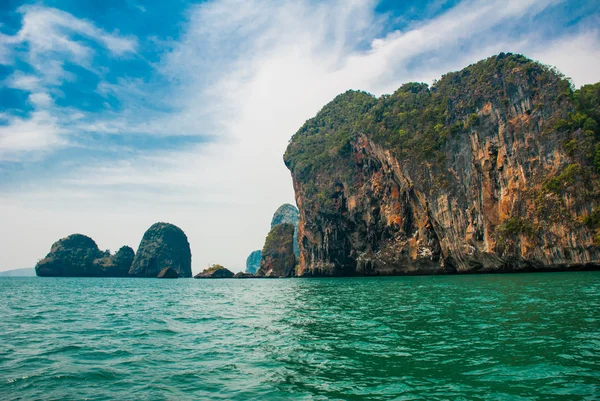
[285,54,600,276]
[271,204,300,257]
[129,223,192,278]
[257,223,296,277]
[245,250,262,274]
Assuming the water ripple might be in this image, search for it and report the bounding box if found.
[0,273,599,400]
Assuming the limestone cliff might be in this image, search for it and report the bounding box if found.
[257,223,296,277]
[35,235,134,277]
[284,53,600,276]
[129,223,192,278]
[36,234,105,277]
[271,203,300,257]
[245,250,262,274]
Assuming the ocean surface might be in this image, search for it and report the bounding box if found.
[1,273,599,400]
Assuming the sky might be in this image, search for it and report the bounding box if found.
[0,0,599,273]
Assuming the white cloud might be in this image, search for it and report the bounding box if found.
[530,29,600,87]
[5,73,42,91]
[0,111,66,159]
[0,6,138,160]
[16,5,137,60]
[1,0,599,273]
[28,92,53,108]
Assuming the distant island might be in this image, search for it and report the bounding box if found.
[35,222,192,278]
[0,268,35,277]
[245,203,300,275]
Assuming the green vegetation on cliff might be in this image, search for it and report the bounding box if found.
[286,53,591,178]
[284,53,600,275]
[129,222,192,278]
[203,264,226,273]
[35,235,134,277]
[195,264,234,278]
[258,223,295,277]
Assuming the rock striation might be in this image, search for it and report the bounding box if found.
[271,203,300,257]
[284,53,600,276]
[35,235,134,277]
[129,223,192,278]
[257,223,296,277]
[245,250,262,274]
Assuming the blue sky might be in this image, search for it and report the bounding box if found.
[0,0,599,272]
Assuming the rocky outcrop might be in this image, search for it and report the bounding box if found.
[36,234,105,277]
[257,223,296,277]
[35,235,134,277]
[94,246,135,277]
[195,264,234,278]
[129,223,192,278]
[245,250,262,274]
[234,272,257,278]
[285,53,600,276]
[271,204,300,257]
[157,267,179,278]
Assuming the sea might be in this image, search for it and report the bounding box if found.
[1,272,598,400]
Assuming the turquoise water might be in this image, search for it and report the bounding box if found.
[1,273,599,400]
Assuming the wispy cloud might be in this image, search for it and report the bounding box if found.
[0,0,599,272]
[0,5,138,159]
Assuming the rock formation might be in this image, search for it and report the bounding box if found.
[234,272,256,278]
[36,234,105,277]
[257,223,296,277]
[35,235,134,277]
[194,264,235,278]
[157,267,179,278]
[271,203,300,257]
[94,246,135,277]
[129,223,192,278]
[284,53,600,276]
[245,250,262,274]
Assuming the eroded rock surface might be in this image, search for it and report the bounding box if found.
[284,54,600,276]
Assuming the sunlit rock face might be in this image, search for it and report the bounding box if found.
[285,53,600,276]
[129,223,192,278]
